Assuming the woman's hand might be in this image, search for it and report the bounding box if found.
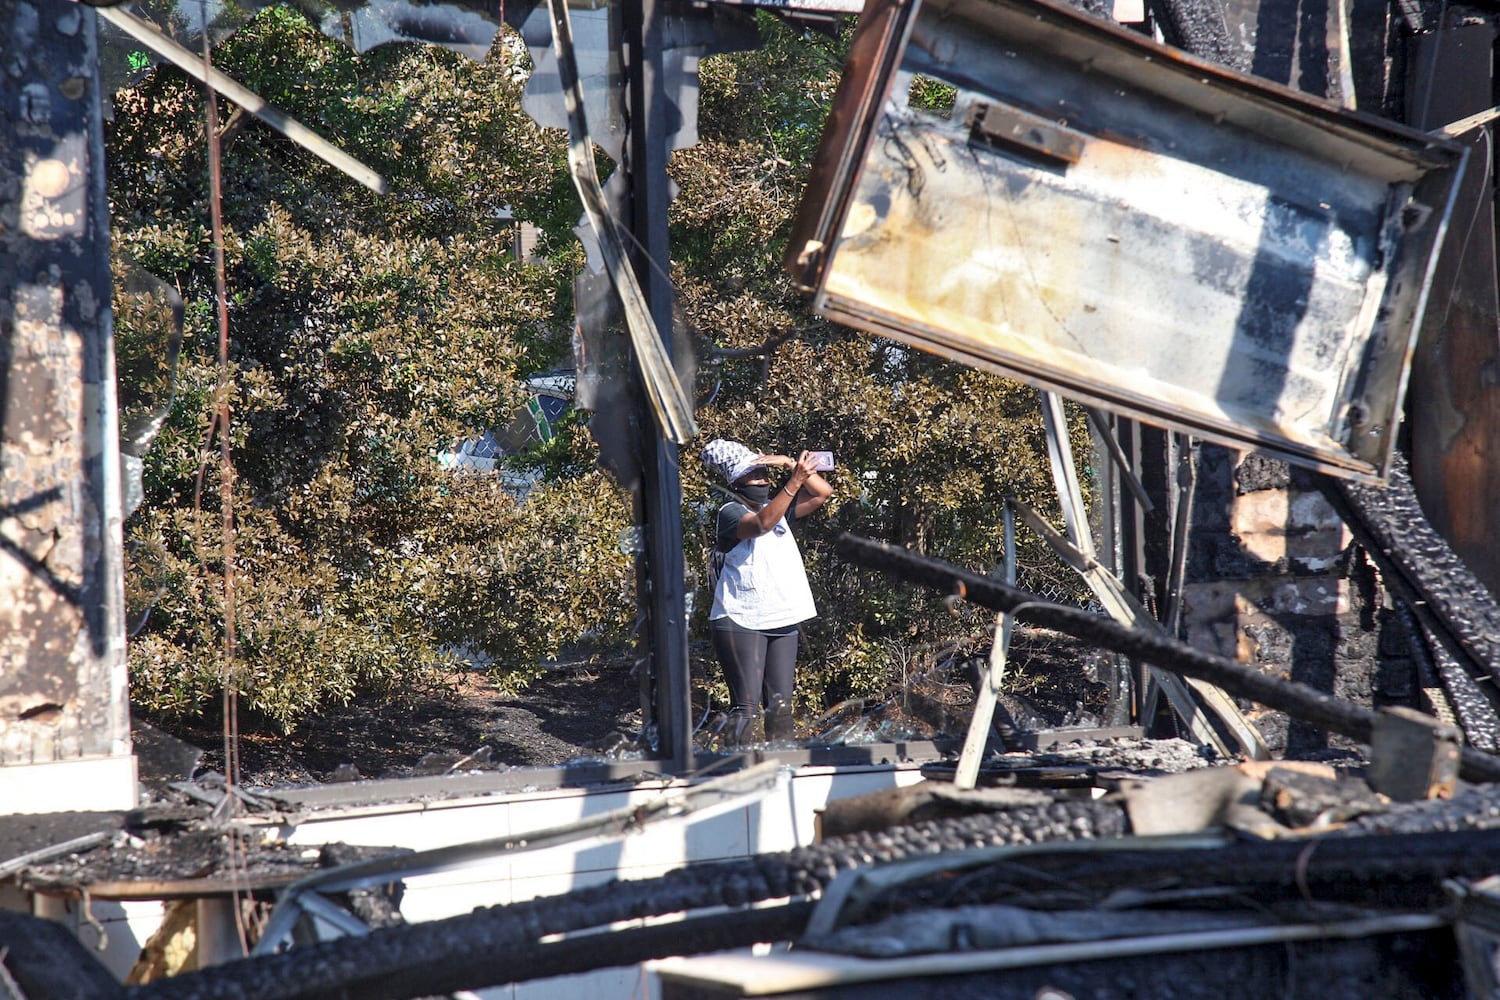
[787,450,820,488]
[780,450,833,517]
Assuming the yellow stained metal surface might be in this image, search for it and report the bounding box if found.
[821,109,1375,462]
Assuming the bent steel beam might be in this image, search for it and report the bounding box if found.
[94,6,388,194]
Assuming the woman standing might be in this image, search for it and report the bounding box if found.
[701,439,833,744]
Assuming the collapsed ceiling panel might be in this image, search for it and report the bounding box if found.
[787,0,1468,482]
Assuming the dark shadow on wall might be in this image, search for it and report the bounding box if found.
[1249,0,1330,95]
[1185,446,1420,757]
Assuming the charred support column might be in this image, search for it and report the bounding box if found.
[1403,22,1500,604]
[620,0,692,770]
[1,0,136,811]
[1113,416,1174,729]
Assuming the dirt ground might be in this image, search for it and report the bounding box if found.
[145,655,648,787]
[141,629,1111,789]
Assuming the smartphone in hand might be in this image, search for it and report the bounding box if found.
[809,451,834,471]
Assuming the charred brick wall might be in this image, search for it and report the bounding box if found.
[1181,446,1418,756]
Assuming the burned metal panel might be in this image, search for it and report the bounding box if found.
[787,0,1467,482]
[1,0,130,763]
[1402,22,1500,603]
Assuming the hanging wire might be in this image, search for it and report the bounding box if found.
[195,0,251,955]
[198,19,240,796]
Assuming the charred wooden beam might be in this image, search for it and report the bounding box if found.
[0,910,123,999]
[1325,455,1500,709]
[0,0,135,809]
[831,826,1500,919]
[832,532,1500,784]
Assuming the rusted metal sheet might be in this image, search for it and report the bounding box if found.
[787,0,1468,482]
[1,0,131,769]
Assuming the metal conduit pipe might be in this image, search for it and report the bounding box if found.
[832,532,1500,785]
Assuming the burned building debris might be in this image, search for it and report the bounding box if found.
[10,757,1500,996]
[11,0,1500,989]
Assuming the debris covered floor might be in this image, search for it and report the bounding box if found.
[4,718,1499,998]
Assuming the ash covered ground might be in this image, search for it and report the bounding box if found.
[138,627,1205,789]
[140,653,648,787]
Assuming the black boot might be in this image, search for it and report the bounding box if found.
[764,699,793,742]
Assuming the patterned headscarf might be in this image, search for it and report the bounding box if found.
[701,438,762,485]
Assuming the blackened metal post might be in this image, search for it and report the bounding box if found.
[621,0,692,770]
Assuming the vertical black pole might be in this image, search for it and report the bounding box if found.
[1121,417,1175,733]
[620,0,693,771]
[1091,413,1132,727]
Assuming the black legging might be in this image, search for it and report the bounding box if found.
[710,617,799,744]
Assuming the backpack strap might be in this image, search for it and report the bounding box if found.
[705,502,736,592]
[713,501,739,553]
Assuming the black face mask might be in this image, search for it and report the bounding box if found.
[738,483,772,505]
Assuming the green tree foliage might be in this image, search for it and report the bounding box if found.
[112,9,633,730]
[112,8,1088,734]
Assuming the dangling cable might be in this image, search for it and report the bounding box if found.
[199,19,240,798]
[196,0,250,956]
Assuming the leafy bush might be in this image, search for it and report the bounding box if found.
[112,11,609,730]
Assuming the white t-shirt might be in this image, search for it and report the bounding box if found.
[710,504,817,630]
